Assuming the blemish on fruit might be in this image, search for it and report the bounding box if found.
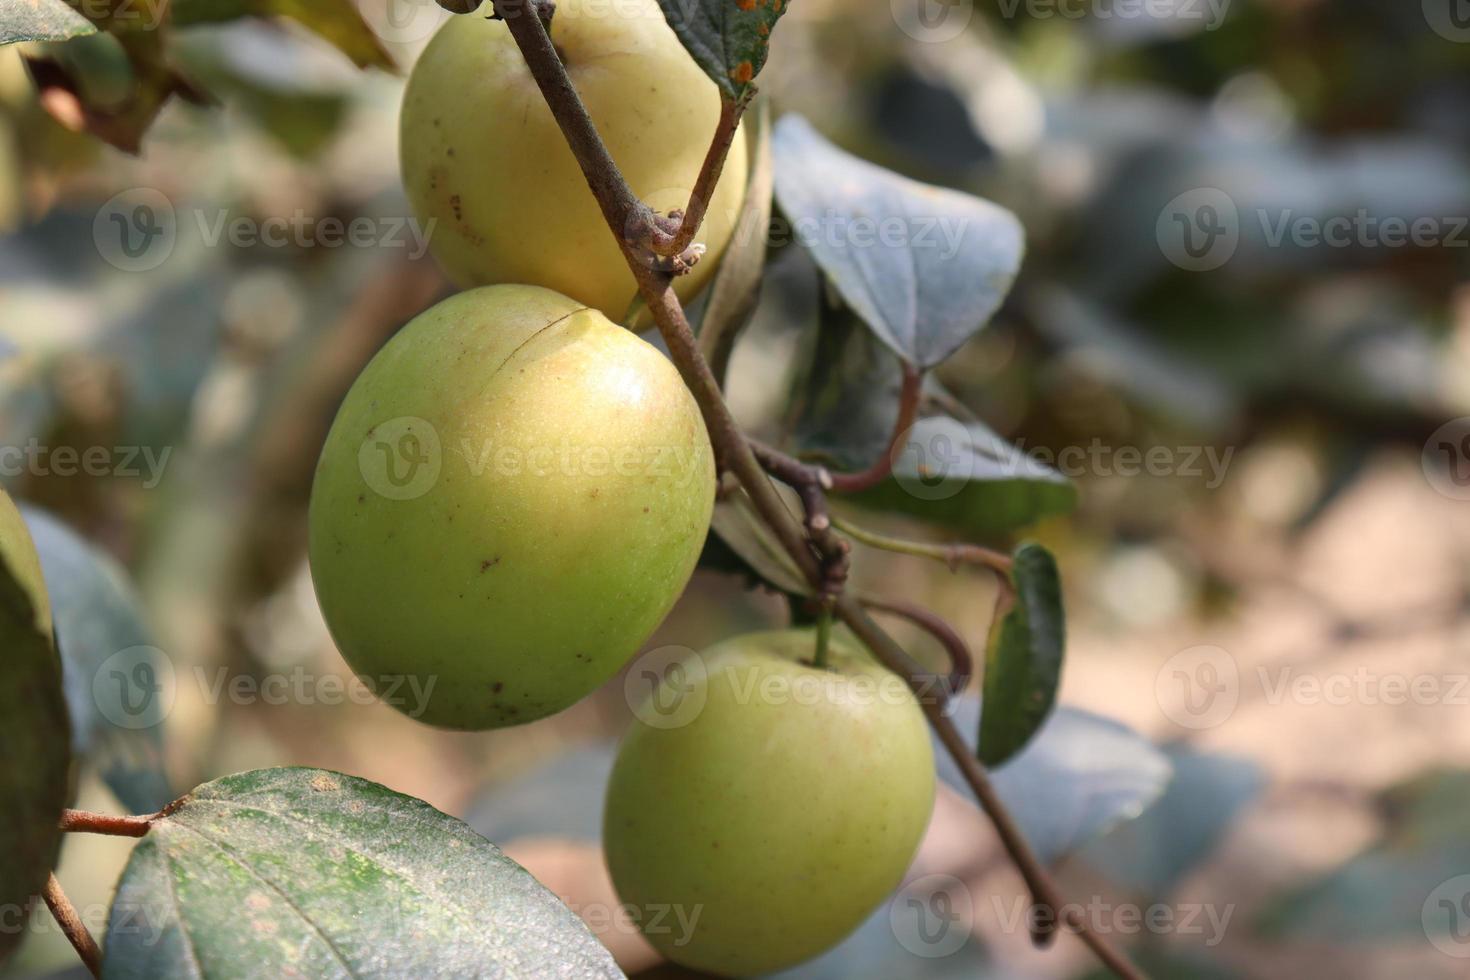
[492,681,504,693]
[480,557,501,572]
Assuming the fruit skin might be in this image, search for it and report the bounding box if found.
[400,0,748,320]
[603,630,935,976]
[0,487,51,632]
[308,284,715,730]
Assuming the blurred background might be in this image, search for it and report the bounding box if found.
[3,0,1470,977]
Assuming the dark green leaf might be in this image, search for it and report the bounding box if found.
[654,0,789,100]
[101,767,625,980]
[695,98,773,379]
[772,115,1024,369]
[850,416,1076,537]
[785,301,905,472]
[0,501,70,966]
[23,507,174,814]
[172,0,394,70]
[707,486,811,597]
[978,542,1064,767]
[0,0,96,45]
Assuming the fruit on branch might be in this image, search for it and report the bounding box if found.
[0,487,51,631]
[400,0,749,320]
[308,285,715,730]
[603,629,935,975]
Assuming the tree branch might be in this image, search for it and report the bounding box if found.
[859,594,972,699]
[43,874,101,978]
[489,6,1142,976]
[60,808,155,838]
[649,93,750,258]
[826,360,924,493]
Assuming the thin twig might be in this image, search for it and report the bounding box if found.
[60,809,155,837]
[490,8,1143,977]
[832,513,1014,577]
[43,874,101,978]
[827,362,924,493]
[649,94,750,258]
[859,595,972,699]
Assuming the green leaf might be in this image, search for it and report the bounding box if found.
[694,97,772,379]
[654,0,789,100]
[101,768,625,979]
[850,416,1076,537]
[0,520,71,966]
[785,300,904,472]
[23,507,174,814]
[978,542,1064,767]
[707,487,811,597]
[0,0,97,45]
[772,115,1025,370]
[171,0,394,70]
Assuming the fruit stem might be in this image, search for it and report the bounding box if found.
[648,93,751,259]
[491,9,1145,977]
[43,873,101,978]
[812,605,832,669]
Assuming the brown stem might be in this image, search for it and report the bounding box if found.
[492,10,1143,978]
[43,874,101,978]
[827,361,923,493]
[859,595,972,699]
[650,94,749,258]
[832,513,1015,577]
[60,809,155,837]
